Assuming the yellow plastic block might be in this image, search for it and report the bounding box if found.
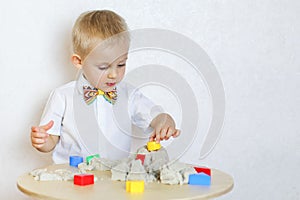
[147,141,161,151]
[126,180,144,193]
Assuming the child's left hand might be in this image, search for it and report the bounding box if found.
[149,113,181,143]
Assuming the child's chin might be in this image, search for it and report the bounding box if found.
[101,86,115,92]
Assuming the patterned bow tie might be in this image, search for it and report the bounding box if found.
[83,86,117,105]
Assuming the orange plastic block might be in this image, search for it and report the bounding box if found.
[126,180,144,193]
[147,141,161,151]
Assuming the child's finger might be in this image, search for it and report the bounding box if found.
[31,126,39,132]
[40,120,54,131]
[159,128,167,140]
[149,132,156,141]
[172,129,181,138]
[165,128,175,140]
[155,129,161,143]
[34,132,49,139]
[149,137,154,142]
[32,137,47,144]
[33,143,45,149]
[31,128,47,137]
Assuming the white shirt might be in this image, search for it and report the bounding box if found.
[40,73,163,163]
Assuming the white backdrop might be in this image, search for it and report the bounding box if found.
[0,0,299,199]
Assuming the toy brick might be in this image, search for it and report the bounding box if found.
[194,167,211,176]
[126,181,130,192]
[86,154,100,165]
[147,141,161,151]
[126,180,144,193]
[135,154,146,165]
[69,156,84,167]
[74,174,94,186]
[188,173,211,186]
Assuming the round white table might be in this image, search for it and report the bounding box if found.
[17,164,233,200]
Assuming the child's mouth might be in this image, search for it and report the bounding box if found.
[106,82,116,87]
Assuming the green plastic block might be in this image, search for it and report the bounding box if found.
[86,154,100,165]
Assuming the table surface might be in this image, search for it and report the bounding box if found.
[17,164,233,200]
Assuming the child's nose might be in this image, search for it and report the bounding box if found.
[107,68,117,79]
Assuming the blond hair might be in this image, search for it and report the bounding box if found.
[72,10,128,60]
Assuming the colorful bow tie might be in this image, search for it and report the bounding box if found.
[83,86,117,105]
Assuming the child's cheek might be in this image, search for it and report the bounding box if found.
[119,68,126,79]
[94,71,107,85]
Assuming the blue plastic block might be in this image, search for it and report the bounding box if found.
[69,156,84,167]
[188,173,211,186]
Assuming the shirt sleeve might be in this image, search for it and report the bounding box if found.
[128,88,164,133]
[39,89,65,136]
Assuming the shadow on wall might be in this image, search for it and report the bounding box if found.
[19,97,54,167]
[21,26,77,167]
[55,25,78,81]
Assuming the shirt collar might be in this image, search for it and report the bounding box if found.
[76,70,93,95]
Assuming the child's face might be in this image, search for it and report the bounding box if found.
[81,42,128,92]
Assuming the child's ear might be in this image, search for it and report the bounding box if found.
[71,54,82,69]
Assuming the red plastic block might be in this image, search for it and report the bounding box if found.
[135,154,146,165]
[74,174,94,186]
[194,167,211,176]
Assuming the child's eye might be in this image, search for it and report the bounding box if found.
[118,63,126,67]
[97,64,109,70]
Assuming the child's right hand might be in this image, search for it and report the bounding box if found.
[31,120,54,150]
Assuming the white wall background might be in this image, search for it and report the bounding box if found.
[0,0,299,199]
